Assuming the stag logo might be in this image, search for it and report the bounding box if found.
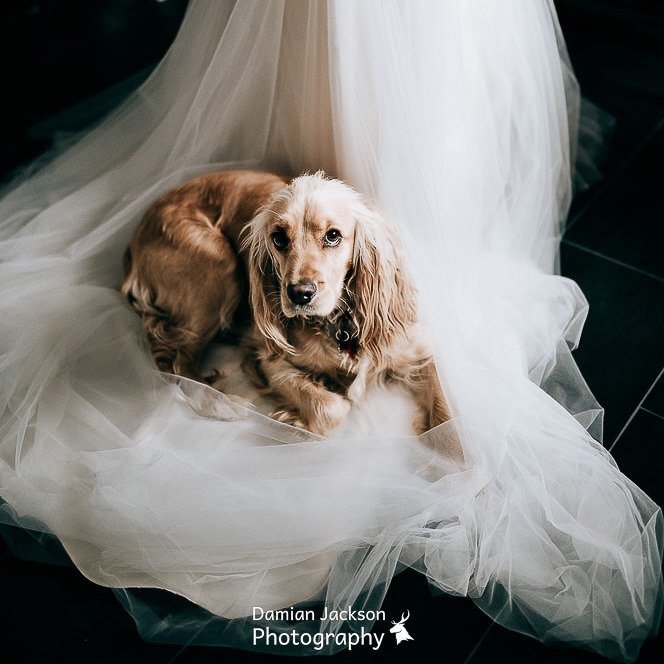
[389,610,413,645]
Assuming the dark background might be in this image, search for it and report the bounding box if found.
[0,1,662,662]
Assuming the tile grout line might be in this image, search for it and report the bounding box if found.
[462,621,497,664]
[166,645,188,664]
[562,239,664,283]
[609,366,664,452]
[165,625,210,664]
[565,117,663,233]
[463,603,515,664]
[641,407,664,424]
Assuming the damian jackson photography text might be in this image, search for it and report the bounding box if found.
[251,605,393,652]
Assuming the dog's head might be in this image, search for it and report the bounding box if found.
[243,172,416,363]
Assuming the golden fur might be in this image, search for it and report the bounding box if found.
[123,170,451,435]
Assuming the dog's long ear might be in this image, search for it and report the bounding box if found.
[348,204,417,367]
[242,211,293,356]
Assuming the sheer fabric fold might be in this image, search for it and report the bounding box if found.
[0,1,661,660]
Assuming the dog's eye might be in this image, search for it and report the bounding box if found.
[271,230,289,250]
[323,229,342,247]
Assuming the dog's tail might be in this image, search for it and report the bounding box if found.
[122,261,206,379]
[140,315,204,377]
[121,242,229,382]
[121,247,164,319]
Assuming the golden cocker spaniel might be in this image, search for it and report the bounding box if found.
[122,170,451,435]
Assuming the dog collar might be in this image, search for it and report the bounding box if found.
[332,312,359,359]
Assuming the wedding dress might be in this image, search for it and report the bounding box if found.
[0,0,661,660]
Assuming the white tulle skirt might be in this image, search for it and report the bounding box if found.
[0,0,661,660]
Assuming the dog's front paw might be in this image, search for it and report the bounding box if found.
[310,391,351,435]
[269,392,351,436]
[270,408,308,431]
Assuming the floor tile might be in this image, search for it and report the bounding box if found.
[610,408,664,508]
[555,0,664,169]
[560,243,664,444]
[0,548,179,664]
[588,408,664,664]
[566,125,663,278]
[636,630,664,664]
[0,1,188,179]
[175,646,283,663]
[466,619,651,664]
[642,372,664,419]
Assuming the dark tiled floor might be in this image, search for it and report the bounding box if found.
[0,543,180,664]
[0,0,189,178]
[566,123,663,280]
[560,239,664,442]
[1,1,663,663]
[466,624,609,664]
[611,409,664,509]
[643,373,664,418]
[555,0,664,170]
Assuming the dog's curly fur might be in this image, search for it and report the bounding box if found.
[123,169,450,435]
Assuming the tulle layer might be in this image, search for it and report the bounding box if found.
[0,0,661,660]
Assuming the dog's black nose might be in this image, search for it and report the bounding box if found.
[287,280,317,305]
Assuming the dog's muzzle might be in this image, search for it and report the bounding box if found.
[287,280,317,305]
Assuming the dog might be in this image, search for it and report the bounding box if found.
[122,170,451,436]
